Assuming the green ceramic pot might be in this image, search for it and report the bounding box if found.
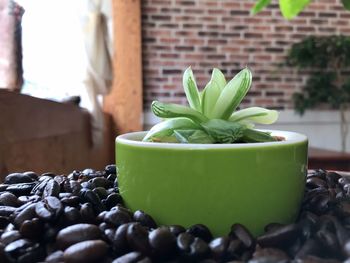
[116,130,308,237]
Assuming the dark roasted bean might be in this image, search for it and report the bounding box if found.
[6,183,36,196]
[177,232,194,253]
[4,173,34,184]
[43,180,60,198]
[0,192,19,207]
[56,223,102,249]
[306,177,327,189]
[209,236,229,260]
[105,165,117,175]
[112,223,130,254]
[105,193,122,209]
[1,230,21,245]
[0,206,16,217]
[112,251,144,263]
[93,187,108,199]
[186,224,213,243]
[105,208,132,227]
[19,218,42,239]
[251,247,290,262]
[230,223,255,249]
[80,203,96,223]
[13,203,36,227]
[133,210,157,229]
[35,196,63,221]
[149,226,177,258]
[126,223,151,256]
[257,223,300,249]
[92,177,112,189]
[45,250,64,263]
[63,239,108,263]
[169,225,186,236]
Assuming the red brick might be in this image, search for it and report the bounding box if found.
[141,0,348,110]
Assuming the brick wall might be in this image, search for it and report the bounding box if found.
[141,0,350,112]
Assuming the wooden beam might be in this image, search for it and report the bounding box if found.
[104,0,143,135]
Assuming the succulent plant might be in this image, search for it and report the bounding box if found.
[143,67,279,144]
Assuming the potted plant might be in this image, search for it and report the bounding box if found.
[287,35,350,152]
[116,67,308,236]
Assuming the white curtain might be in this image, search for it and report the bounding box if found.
[78,0,113,145]
[19,0,113,146]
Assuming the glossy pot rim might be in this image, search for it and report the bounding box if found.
[116,130,308,149]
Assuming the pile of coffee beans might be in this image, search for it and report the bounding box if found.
[0,167,350,262]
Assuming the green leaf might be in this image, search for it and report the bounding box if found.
[143,117,201,142]
[201,80,221,118]
[279,0,311,19]
[183,67,201,112]
[228,107,279,124]
[211,68,252,120]
[251,0,271,15]
[201,119,246,143]
[152,101,209,123]
[201,68,227,118]
[173,129,214,143]
[242,129,277,143]
[342,0,350,10]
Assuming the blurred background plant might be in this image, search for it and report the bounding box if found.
[252,0,350,19]
[285,35,350,152]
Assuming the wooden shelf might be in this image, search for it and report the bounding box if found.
[308,147,350,171]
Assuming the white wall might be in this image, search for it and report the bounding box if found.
[143,110,350,152]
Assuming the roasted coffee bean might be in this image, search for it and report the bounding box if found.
[45,250,64,263]
[295,238,322,259]
[105,193,122,209]
[177,232,194,253]
[35,196,63,221]
[6,183,36,196]
[0,206,16,217]
[112,223,130,254]
[4,173,34,185]
[257,223,300,249]
[107,173,116,182]
[43,179,60,198]
[56,223,102,249]
[133,210,157,229]
[63,239,108,263]
[4,238,33,258]
[306,177,327,189]
[230,223,255,249]
[13,203,36,227]
[0,192,19,207]
[62,206,81,225]
[127,223,151,256]
[251,247,290,262]
[22,171,38,181]
[80,203,96,223]
[92,177,112,189]
[1,230,21,245]
[209,237,230,260]
[186,224,213,243]
[105,208,132,227]
[189,237,209,259]
[19,218,42,239]
[112,251,144,263]
[17,194,41,205]
[105,165,117,175]
[149,227,177,258]
[264,223,285,233]
[168,225,186,236]
[93,187,108,199]
[79,189,103,213]
[61,196,80,207]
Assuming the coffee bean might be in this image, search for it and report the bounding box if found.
[6,183,36,196]
[168,225,186,236]
[105,208,132,227]
[209,237,229,260]
[80,203,96,223]
[189,237,209,259]
[112,223,130,254]
[56,223,102,249]
[4,173,34,185]
[112,251,143,263]
[177,232,194,253]
[0,193,19,207]
[92,177,112,189]
[45,250,64,263]
[13,203,36,227]
[0,206,16,217]
[251,247,290,262]
[186,224,213,243]
[295,239,322,259]
[35,196,63,221]
[62,206,81,225]
[105,165,117,175]
[257,223,300,249]
[19,218,42,239]
[230,223,255,249]
[63,240,108,263]
[127,223,151,256]
[4,238,33,258]
[43,180,60,198]
[1,230,21,245]
[93,187,108,199]
[149,227,177,258]
[306,177,327,189]
[105,193,122,209]
[133,210,157,229]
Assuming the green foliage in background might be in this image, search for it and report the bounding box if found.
[286,35,350,114]
[252,0,350,19]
